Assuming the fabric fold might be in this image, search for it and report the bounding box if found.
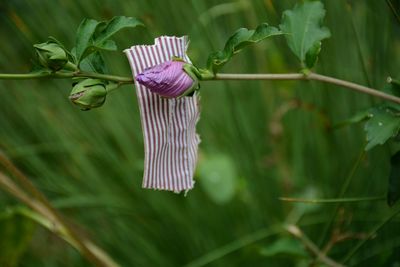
[124,36,200,193]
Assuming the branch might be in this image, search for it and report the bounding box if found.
[212,72,400,105]
[1,70,400,105]
[279,196,386,204]
[0,71,133,84]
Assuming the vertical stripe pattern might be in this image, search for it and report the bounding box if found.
[124,36,201,193]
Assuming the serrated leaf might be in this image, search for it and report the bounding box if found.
[280,1,331,65]
[74,16,143,65]
[75,18,99,62]
[388,151,400,206]
[364,107,400,150]
[95,39,117,51]
[207,23,283,73]
[198,154,237,204]
[79,51,107,74]
[81,40,118,60]
[93,16,143,46]
[333,109,370,129]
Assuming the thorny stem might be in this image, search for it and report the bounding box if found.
[1,70,400,105]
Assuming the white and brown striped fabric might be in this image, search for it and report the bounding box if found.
[124,36,200,193]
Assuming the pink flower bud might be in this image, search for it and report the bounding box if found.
[135,60,196,98]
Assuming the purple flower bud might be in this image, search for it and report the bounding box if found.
[135,60,197,98]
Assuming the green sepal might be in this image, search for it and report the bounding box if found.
[69,78,108,111]
[33,40,69,71]
[180,63,200,98]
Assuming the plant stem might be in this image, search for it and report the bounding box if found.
[0,71,134,83]
[1,71,400,105]
[212,73,400,105]
[279,196,385,204]
[75,71,133,83]
[213,73,305,80]
[0,72,53,79]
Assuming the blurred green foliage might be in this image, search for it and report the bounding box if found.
[0,0,400,266]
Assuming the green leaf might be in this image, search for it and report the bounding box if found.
[93,16,143,46]
[384,77,400,98]
[388,151,400,206]
[260,237,307,258]
[79,51,107,74]
[333,108,370,129]
[305,41,321,69]
[75,18,99,62]
[94,39,118,51]
[207,23,283,73]
[74,16,143,65]
[364,106,400,150]
[280,1,331,66]
[81,40,118,61]
[198,154,238,204]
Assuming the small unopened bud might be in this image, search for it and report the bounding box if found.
[34,41,68,71]
[135,59,199,98]
[69,79,107,111]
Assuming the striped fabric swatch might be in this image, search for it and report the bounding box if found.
[124,36,201,193]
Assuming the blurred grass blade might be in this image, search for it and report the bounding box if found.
[342,202,400,264]
[9,206,120,267]
[0,207,35,267]
[184,226,282,267]
[260,237,307,258]
[387,151,400,206]
[386,0,400,24]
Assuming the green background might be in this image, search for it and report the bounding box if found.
[0,0,399,266]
